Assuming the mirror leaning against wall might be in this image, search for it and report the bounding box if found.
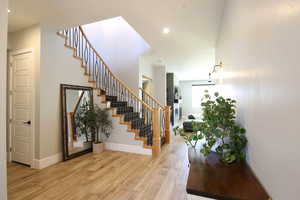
[60,84,94,160]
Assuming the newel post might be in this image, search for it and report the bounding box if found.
[164,106,171,144]
[152,107,161,157]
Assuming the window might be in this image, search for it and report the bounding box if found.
[192,85,214,108]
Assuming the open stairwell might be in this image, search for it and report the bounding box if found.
[57,26,170,156]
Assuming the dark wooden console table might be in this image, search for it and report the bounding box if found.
[186,149,271,200]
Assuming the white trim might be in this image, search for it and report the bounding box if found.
[8,49,35,167]
[187,194,215,200]
[10,48,33,56]
[32,153,63,169]
[105,142,152,155]
[1,2,8,199]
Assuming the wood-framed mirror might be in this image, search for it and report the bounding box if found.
[61,84,94,161]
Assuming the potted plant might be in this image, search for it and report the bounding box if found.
[74,101,94,142]
[174,91,247,164]
[87,105,112,153]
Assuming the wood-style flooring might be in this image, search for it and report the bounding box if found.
[7,136,191,200]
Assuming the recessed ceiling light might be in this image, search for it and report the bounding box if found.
[8,9,11,13]
[163,27,170,34]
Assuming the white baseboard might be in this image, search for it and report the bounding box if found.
[105,142,152,156]
[31,143,150,169]
[32,153,62,169]
[187,194,215,200]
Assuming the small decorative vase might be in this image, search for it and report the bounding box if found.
[93,143,104,153]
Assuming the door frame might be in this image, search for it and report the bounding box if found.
[142,75,153,94]
[8,48,35,167]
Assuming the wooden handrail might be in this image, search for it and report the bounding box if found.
[58,26,171,154]
[78,26,153,112]
[139,88,163,108]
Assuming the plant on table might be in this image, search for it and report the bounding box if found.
[174,91,247,164]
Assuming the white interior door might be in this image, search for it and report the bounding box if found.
[10,50,33,166]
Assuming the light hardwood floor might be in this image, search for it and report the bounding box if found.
[8,136,190,200]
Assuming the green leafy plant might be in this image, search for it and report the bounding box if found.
[174,91,247,164]
[75,103,112,144]
[87,105,112,144]
[74,101,94,142]
[173,126,203,149]
[196,91,247,164]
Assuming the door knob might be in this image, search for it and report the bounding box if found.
[23,120,31,125]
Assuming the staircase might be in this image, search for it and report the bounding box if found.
[57,26,170,156]
[139,87,171,145]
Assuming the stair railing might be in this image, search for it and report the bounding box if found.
[139,88,171,145]
[140,88,162,108]
[57,26,163,156]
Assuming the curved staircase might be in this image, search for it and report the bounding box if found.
[57,26,170,156]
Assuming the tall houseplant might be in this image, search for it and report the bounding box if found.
[196,91,247,164]
[175,91,247,164]
[87,105,112,153]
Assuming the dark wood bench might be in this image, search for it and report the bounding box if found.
[186,149,271,200]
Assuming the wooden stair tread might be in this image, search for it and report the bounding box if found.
[73,55,83,61]
[120,122,131,125]
[135,136,146,141]
[112,114,123,118]
[143,145,152,149]
[57,33,67,39]
[64,44,76,50]
[127,129,140,133]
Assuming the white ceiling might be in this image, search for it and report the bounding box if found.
[8,0,225,80]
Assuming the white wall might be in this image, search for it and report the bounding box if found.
[139,54,154,94]
[39,25,91,159]
[139,55,154,83]
[216,1,300,199]
[153,65,167,106]
[82,17,151,94]
[139,55,168,106]
[8,25,41,159]
[0,0,8,199]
